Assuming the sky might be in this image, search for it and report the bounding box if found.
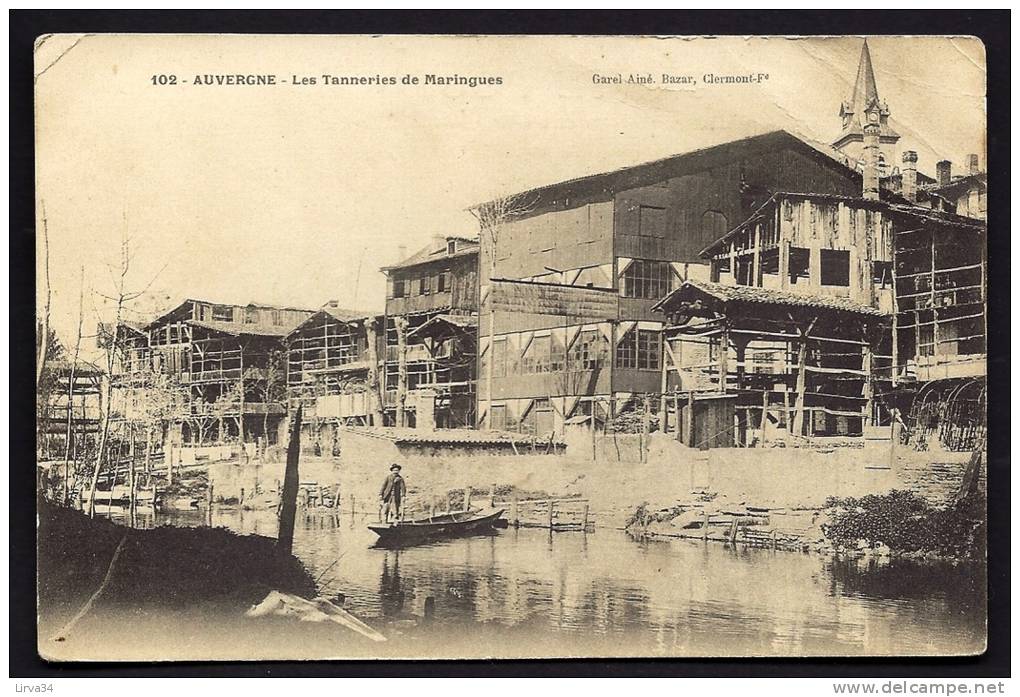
[34,34,986,354]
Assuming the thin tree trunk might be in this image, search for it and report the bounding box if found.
[62,267,86,505]
[36,202,51,389]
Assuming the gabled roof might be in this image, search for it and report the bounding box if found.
[406,313,478,341]
[285,307,379,338]
[189,319,297,337]
[652,280,887,317]
[145,299,315,337]
[381,236,480,273]
[471,129,863,213]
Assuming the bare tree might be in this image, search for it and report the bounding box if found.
[86,229,164,517]
[61,266,86,504]
[244,349,286,456]
[470,192,537,429]
[36,201,52,389]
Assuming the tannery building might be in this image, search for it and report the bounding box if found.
[112,299,314,453]
[380,235,479,429]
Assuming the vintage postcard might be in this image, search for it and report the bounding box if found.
[34,33,987,661]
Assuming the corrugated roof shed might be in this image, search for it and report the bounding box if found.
[342,427,558,446]
[653,280,887,317]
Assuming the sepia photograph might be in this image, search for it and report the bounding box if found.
[30,30,991,663]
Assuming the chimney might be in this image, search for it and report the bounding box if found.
[936,160,952,187]
[862,111,881,201]
[901,150,918,203]
[967,153,980,175]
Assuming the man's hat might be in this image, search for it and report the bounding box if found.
[390,463,401,471]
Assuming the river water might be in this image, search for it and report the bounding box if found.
[115,507,985,658]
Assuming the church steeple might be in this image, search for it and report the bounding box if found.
[833,39,900,171]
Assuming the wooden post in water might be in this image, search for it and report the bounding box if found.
[703,510,709,540]
[547,500,555,530]
[463,486,472,512]
[446,492,452,514]
[277,406,302,557]
[511,493,519,527]
[489,483,496,508]
[207,481,214,526]
[582,503,590,532]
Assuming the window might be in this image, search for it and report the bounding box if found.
[212,305,234,322]
[616,328,661,370]
[568,330,608,371]
[490,404,507,431]
[196,303,211,321]
[245,307,260,324]
[622,260,674,299]
[820,249,850,287]
[521,334,566,374]
[638,206,666,238]
[701,210,728,243]
[491,338,508,378]
[437,272,447,293]
[872,261,892,290]
[522,335,551,374]
[447,240,457,255]
[391,279,406,299]
[526,398,555,436]
[789,247,810,285]
[419,276,431,295]
[271,309,283,325]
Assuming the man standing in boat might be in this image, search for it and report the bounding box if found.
[380,463,406,523]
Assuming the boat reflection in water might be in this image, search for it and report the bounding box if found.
[112,507,986,658]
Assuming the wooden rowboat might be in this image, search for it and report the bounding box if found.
[368,507,506,546]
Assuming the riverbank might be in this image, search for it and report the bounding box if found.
[623,485,986,562]
[37,500,386,661]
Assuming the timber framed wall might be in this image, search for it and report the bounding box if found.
[285,310,385,448]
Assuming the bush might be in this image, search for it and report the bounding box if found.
[822,489,985,559]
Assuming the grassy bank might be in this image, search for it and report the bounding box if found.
[36,500,371,661]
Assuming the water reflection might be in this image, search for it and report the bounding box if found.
[104,506,985,657]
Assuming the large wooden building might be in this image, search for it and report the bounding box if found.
[381,235,479,428]
[473,129,879,436]
[113,299,314,451]
[284,305,384,449]
[654,192,985,448]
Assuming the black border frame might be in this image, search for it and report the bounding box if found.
[10,9,1010,678]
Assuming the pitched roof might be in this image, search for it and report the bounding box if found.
[189,318,299,337]
[381,236,480,273]
[406,313,478,341]
[471,129,863,212]
[926,172,987,197]
[145,299,315,334]
[652,280,887,317]
[342,426,558,447]
[285,307,379,338]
